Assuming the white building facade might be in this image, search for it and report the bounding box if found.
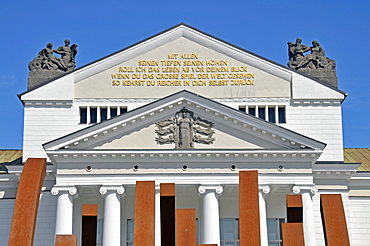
[1,24,370,246]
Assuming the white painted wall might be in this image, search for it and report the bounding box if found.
[34,192,57,246]
[349,197,370,246]
[285,103,344,161]
[0,199,15,245]
[0,193,57,246]
[23,105,79,160]
[313,193,325,246]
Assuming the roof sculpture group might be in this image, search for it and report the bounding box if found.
[29,39,77,72]
[288,38,338,88]
[155,107,215,149]
[27,39,77,90]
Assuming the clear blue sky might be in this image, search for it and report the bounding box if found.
[0,1,369,149]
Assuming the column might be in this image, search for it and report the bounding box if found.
[99,185,125,246]
[292,186,318,246]
[51,186,78,235]
[259,185,271,246]
[198,185,223,246]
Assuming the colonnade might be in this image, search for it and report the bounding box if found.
[51,184,317,246]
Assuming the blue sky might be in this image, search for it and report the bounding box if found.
[0,1,369,149]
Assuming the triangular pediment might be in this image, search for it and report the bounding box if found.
[20,23,345,102]
[44,90,326,154]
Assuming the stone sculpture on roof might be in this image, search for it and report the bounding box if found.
[27,39,78,90]
[29,39,77,72]
[155,107,215,149]
[288,38,338,88]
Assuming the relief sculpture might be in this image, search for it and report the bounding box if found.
[155,107,215,149]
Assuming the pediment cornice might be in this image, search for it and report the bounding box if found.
[43,91,326,154]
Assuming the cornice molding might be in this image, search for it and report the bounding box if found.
[47,149,322,163]
[75,98,156,104]
[24,100,73,107]
[292,99,341,106]
[214,98,290,103]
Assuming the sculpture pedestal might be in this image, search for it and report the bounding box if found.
[28,70,66,90]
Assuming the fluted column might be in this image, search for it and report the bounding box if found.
[99,185,125,246]
[198,185,223,246]
[51,186,78,235]
[292,186,318,246]
[259,185,271,246]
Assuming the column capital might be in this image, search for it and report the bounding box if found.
[198,185,223,195]
[99,185,125,197]
[292,185,318,196]
[259,185,271,198]
[259,185,271,195]
[51,186,78,196]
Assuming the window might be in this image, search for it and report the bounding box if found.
[267,218,284,246]
[238,105,286,123]
[220,218,239,246]
[278,107,286,123]
[258,106,266,120]
[96,219,103,246]
[126,219,134,246]
[79,107,87,124]
[79,106,128,124]
[248,107,256,116]
[100,107,108,121]
[90,108,97,123]
[268,107,276,123]
[110,107,118,117]
[120,106,128,114]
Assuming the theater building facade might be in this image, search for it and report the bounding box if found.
[1,24,370,246]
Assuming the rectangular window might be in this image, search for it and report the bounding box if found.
[90,107,97,123]
[110,107,118,118]
[100,107,108,122]
[258,106,266,120]
[196,218,200,244]
[96,219,103,246]
[238,106,246,113]
[220,218,239,246]
[278,107,286,123]
[248,107,256,116]
[126,219,134,246]
[267,218,284,246]
[268,107,276,123]
[79,107,87,124]
[120,106,128,115]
